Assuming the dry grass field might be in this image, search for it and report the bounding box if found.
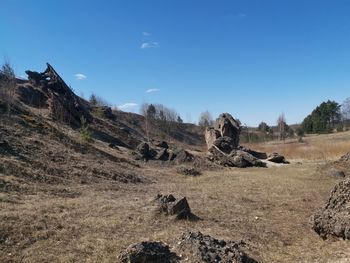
[246,131,350,162]
[1,130,350,262]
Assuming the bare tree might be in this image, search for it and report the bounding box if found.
[277,113,287,141]
[342,97,350,121]
[198,111,213,128]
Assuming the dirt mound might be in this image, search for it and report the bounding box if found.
[118,241,180,263]
[155,194,200,221]
[177,231,257,263]
[313,178,350,239]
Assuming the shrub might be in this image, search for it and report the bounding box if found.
[79,116,93,143]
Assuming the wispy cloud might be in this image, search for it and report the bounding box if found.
[74,73,87,80]
[118,103,138,110]
[140,42,159,49]
[146,88,160,93]
[224,13,247,20]
[236,13,247,18]
[142,31,151,36]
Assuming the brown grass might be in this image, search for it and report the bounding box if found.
[244,131,350,161]
[1,163,350,262]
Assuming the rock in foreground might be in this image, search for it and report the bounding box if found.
[155,194,200,221]
[313,178,350,240]
[177,231,257,263]
[118,241,180,263]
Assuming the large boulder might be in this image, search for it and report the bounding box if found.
[118,241,180,263]
[313,178,350,240]
[214,113,241,147]
[177,231,257,263]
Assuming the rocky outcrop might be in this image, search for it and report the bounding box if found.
[205,113,287,168]
[118,241,180,263]
[313,179,350,240]
[177,231,257,263]
[20,63,92,126]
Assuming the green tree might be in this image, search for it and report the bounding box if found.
[301,100,341,134]
[258,122,270,132]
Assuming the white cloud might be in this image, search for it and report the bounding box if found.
[146,88,160,93]
[236,13,247,18]
[140,42,159,49]
[74,73,87,80]
[118,103,138,110]
[142,31,151,36]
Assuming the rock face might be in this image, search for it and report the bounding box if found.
[21,63,92,126]
[177,231,257,263]
[155,194,200,221]
[313,179,350,240]
[205,113,287,168]
[118,241,180,263]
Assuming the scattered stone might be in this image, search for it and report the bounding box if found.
[313,178,350,240]
[176,166,201,176]
[156,148,170,161]
[118,241,180,263]
[155,141,169,149]
[155,194,200,221]
[209,147,266,168]
[177,231,257,263]
[267,153,289,164]
[173,148,194,164]
[326,168,346,178]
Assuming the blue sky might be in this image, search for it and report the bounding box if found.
[1,0,350,126]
